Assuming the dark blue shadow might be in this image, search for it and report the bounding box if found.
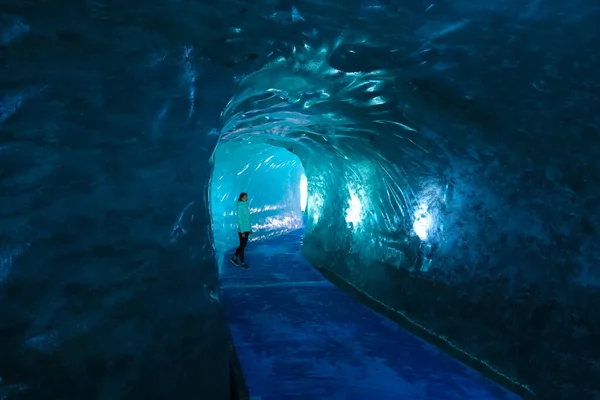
[220,230,522,400]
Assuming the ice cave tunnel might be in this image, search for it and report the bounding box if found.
[1,1,599,399]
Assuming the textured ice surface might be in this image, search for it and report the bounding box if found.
[1,0,599,398]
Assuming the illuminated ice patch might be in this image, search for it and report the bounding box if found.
[308,190,324,225]
[345,188,363,225]
[413,202,432,240]
[300,173,308,212]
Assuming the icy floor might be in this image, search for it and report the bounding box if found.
[220,230,521,400]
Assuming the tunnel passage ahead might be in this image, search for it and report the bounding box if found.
[209,140,306,255]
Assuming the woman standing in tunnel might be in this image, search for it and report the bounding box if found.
[231,192,252,270]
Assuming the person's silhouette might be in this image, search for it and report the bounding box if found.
[230,192,252,270]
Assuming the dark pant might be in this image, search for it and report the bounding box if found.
[235,231,250,262]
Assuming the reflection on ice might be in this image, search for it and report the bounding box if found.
[345,188,363,226]
[300,173,308,212]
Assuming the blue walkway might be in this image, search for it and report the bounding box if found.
[220,230,521,400]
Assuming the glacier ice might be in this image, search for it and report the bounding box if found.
[1,0,599,399]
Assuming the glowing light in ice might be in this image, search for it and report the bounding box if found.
[309,191,324,224]
[413,202,432,240]
[345,189,363,225]
[300,173,308,212]
[311,212,319,223]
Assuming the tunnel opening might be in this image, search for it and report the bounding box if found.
[212,126,532,398]
[209,138,307,273]
[212,39,539,398]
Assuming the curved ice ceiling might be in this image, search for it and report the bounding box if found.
[1,0,599,398]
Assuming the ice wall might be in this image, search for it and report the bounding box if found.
[219,3,600,399]
[0,1,238,398]
[210,141,304,253]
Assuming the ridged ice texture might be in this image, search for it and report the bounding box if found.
[219,1,600,398]
[1,0,600,398]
